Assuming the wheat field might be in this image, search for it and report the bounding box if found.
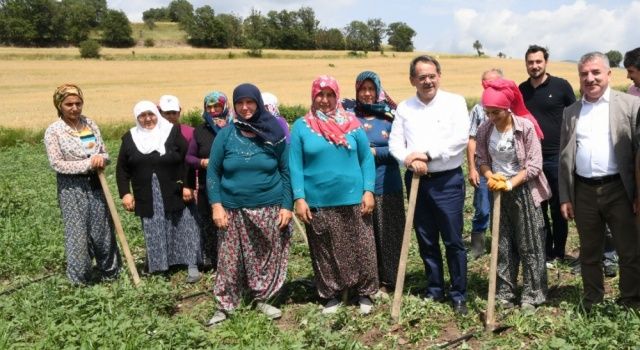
[0,48,630,129]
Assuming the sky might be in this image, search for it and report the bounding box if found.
[107,0,640,61]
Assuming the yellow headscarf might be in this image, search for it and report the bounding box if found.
[53,84,84,118]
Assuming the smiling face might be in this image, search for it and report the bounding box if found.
[137,110,158,129]
[60,95,83,122]
[357,79,377,104]
[234,97,258,120]
[626,66,640,88]
[579,57,611,102]
[526,51,547,80]
[313,87,337,114]
[410,61,440,104]
[484,106,511,129]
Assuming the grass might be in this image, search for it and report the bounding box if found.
[1,139,639,349]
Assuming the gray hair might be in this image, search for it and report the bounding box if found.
[578,51,610,69]
[481,68,504,80]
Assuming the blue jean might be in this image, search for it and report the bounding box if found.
[405,168,467,302]
[541,153,568,260]
[471,175,491,233]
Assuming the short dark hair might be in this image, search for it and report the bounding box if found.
[623,47,640,69]
[525,45,549,61]
[410,55,441,77]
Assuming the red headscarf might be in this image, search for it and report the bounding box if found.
[304,75,361,148]
[481,78,544,139]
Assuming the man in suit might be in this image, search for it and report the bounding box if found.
[559,51,640,310]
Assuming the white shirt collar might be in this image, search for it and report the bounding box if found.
[582,86,611,104]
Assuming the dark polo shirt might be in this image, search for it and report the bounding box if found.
[519,74,576,155]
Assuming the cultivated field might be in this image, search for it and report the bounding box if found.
[0,47,631,129]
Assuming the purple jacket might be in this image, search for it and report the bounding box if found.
[476,115,551,207]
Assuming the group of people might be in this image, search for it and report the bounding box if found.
[44,46,640,327]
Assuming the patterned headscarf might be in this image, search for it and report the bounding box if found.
[130,100,173,155]
[53,84,84,118]
[354,71,397,121]
[304,75,361,148]
[261,92,281,116]
[202,91,229,132]
[232,83,286,145]
[481,78,544,139]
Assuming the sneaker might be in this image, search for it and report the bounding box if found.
[604,264,617,278]
[256,302,282,320]
[498,299,515,309]
[186,272,202,284]
[358,296,373,315]
[322,298,341,314]
[206,310,227,326]
[521,302,536,312]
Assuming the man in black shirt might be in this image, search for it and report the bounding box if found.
[519,45,576,265]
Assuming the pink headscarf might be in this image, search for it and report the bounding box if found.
[304,75,361,148]
[481,78,544,139]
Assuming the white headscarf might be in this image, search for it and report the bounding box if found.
[130,100,173,155]
[261,92,280,116]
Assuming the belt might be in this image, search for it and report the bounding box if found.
[575,173,620,185]
[413,167,461,179]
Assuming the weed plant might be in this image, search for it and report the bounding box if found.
[1,139,639,348]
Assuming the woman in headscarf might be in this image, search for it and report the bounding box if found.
[344,71,404,297]
[185,91,229,271]
[206,83,292,325]
[44,84,121,285]
[116,101,201,283]
[261,92,291,143]
[289,75,378,315]
[475,78,551,310]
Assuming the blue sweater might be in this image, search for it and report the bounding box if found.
[356,116,403,195]
[207,125,292,210]
[289,117,375,208]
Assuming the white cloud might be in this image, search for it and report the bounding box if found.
[448,0,640,60]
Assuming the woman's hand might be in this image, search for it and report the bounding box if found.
[211,203,228,230]
[122,194,135,212]
[90,154,106,169]
[278,209,293,230]
[468,167,480,187]
[361,191,374,216]
[294,198,312,224]
[200,158,209,168]
[182,188,194,202]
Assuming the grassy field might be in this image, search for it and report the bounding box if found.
[2,45,639,348]
[0,47,631,129]
[1,140,639,349]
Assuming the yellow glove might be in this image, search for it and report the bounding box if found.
[487,177,509,192]
[491,173,507,182]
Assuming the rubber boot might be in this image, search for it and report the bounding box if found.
[470,232,485,260]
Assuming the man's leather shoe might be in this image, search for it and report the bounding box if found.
[452,300,468,315]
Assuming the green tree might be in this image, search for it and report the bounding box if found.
[315,28,345,50]
[168,0,193,25]
[367,18,385,51]
[387,22,415,52]
[473,39,484,56]
[605,50,623,67]
[60,0,100,44]
[0,0,66,46]
[184,5,225,47]
[243,8,269,48]
[142,7,170,22]
[344,20,371,51]
[101,9,134,47]
[217,13,243,47]
[79,39,100,58]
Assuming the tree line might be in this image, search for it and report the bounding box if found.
[0,0,417,52]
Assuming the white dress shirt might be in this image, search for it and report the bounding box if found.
[575,87,619,177]
[389,90,470,172]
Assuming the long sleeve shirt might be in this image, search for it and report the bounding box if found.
[288,117,375,208]
[388,90,470,172]
[206,125,292,210]
[44,117,109,175]
[476,115,551,207]
[357,116,403,195]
